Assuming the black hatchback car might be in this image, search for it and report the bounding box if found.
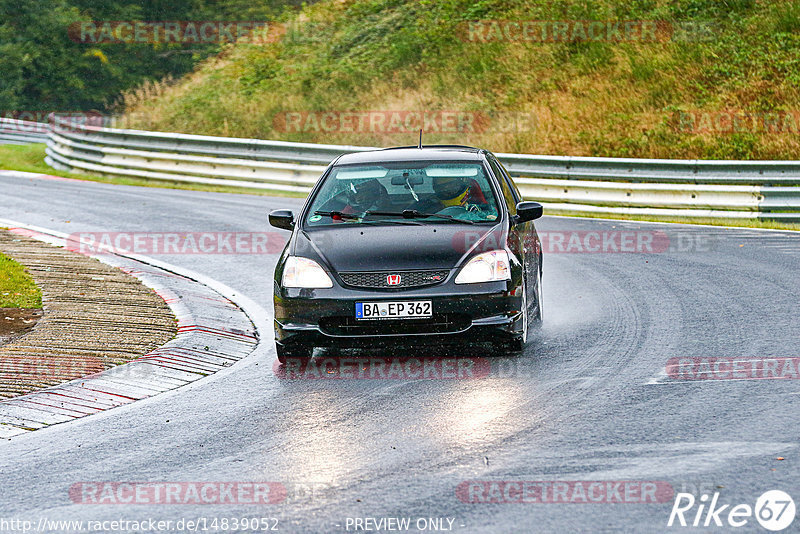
[269,146,543,362]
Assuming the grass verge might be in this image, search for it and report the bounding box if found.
[0,252,42,309]
[0,144,307,199]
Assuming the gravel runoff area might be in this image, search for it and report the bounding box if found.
[0,309,43,347]
[0,229,176,399]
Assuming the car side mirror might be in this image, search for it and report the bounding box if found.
[513,201,543,224]
[269,209,295,230]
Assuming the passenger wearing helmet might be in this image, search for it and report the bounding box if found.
[428,175,488,212]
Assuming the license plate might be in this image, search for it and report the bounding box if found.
[355,301,432,320]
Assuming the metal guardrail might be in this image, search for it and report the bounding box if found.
[43,115,800,221]
[0,118,49,145]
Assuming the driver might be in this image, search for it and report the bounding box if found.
[431,175,488,211]
[317,178,390,219]
[344,178,389,213]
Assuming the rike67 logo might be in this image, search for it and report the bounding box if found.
[668,490,795,531]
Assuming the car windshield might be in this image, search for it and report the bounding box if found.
[305,161,500,226]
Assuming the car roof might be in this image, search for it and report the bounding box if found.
[334,146,486,166]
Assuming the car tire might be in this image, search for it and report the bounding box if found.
[276,341,313,364]
[532,266,543,325]
[500,279,529,355]
[502,336,525,354]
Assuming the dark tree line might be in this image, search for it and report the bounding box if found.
[0,0,302,113]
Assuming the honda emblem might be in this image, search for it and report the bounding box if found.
[387,274,401,286]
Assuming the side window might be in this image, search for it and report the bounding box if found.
[487,156,517,214]
[498,160,522,203]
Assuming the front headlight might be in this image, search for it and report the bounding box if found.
[282,256,333,288]
[454,250,511,284]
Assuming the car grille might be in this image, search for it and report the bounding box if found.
[339,270,450,290]
[320,314,470,337]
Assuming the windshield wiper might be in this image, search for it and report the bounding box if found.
[313,210,422,225]
[314,210,362,220]
[366,210,477,225]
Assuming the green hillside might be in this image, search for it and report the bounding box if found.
[122,0,800,159]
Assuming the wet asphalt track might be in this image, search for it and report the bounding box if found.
[0,174,798,533]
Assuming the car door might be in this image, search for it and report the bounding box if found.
[486,155,535,316]
[503,159,542,320]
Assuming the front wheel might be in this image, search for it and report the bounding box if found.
[276,341,313,364]
[501,336,525,354]
[532,265,543,325]
[500,280,528,355]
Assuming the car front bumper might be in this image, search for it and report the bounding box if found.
[274,280,523,348]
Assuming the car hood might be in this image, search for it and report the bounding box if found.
[294,223,504,272]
